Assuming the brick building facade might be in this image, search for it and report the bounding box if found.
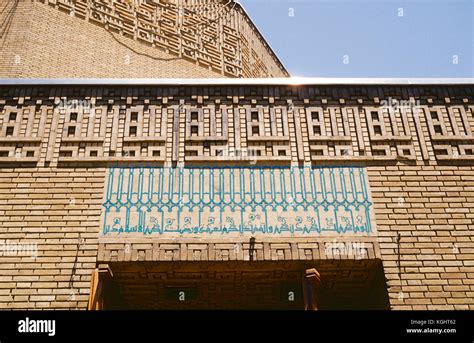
[0,0,473,310]
[0,0,288,78]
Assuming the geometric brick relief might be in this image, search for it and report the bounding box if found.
[35,0,288,78]
[0,85,473,167]
[58,101,107,162]
[421,105,474,160]
[242,105,291,162]
[363,105,415,161]
[0,104,45,163]
[57,100,169,163]
[184,105,229,161]
[98,239,380,263]
[304,107,354,160]
[101,166,375,237]
[120,104,168,162]
[298,104,418,162]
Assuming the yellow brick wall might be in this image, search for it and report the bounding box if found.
[2,166,473,309]
[369,165,474,310]
[0,84,472,310]
[0,0,288,78]
[0,0,224,78]
[0,168,105,309]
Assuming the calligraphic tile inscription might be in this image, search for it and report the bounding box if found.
[101,167,375,237]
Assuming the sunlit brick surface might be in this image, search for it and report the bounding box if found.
[0,83,472,309]
[0,0,288,78]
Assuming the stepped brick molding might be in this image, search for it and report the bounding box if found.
[0,84,472,166]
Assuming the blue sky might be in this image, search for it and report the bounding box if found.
[240,0,473,77]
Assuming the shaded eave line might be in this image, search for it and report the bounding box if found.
[0,78,472,86]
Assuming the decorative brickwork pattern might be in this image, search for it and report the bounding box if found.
[0,83,472,310]
[0,0,288,78]
[98,238,380,262]
[0,85,472,166]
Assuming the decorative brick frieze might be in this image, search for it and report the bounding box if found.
[98,237,380,262]
[0,85,472,166]
[0,83,473,310]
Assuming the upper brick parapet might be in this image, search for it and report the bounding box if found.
[14,0,288,78]
[0,80,472,167]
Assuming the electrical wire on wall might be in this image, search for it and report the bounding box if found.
[0,0,19,40]
[174,0,239,66]
[179,0,235,29]
[106,29,183,62]
[0,0,241,70]
[96,0,238,63]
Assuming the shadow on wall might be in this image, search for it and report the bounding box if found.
[98,259,390,310]
[0,0,20,46]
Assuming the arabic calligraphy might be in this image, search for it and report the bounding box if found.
[101,167,374,236]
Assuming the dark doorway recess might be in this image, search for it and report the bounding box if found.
[97,259,389,310]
